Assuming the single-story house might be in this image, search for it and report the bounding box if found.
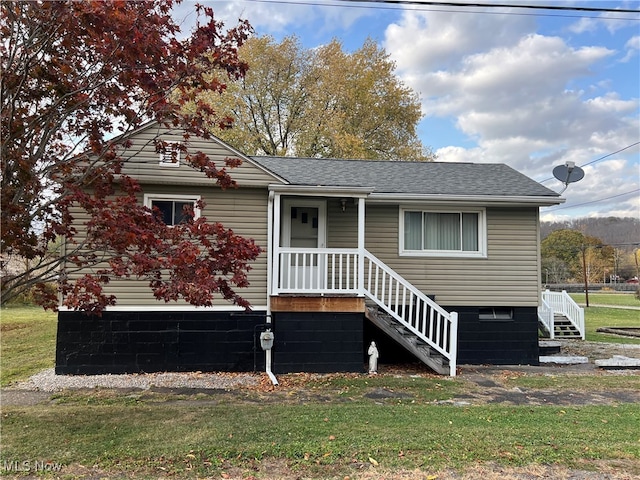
[56,122,564,377]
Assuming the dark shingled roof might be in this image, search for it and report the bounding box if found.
[251,156,559,198]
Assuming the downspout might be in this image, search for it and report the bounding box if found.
[264,339,278,386]
[358,197,365,295]
[265,191,278,386]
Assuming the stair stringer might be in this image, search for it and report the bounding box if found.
[365,306,449,375]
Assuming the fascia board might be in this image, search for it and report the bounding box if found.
[367,193,565,207]
[268,184,374,197]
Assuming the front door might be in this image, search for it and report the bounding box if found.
[281,198,326,289]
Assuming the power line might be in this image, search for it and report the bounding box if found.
[581,142,640,168]
[544,188,640,212]
[244,0,640,20]
[340,0,640,14]
[539,142,640,184]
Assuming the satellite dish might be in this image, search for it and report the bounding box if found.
[553,161,585,193]
[553,161,585,185]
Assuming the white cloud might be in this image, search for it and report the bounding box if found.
[621,35,639,62]
[568,8,639,36]
[182,0,373,35]
[385,9,639,218]
[385,10,534,72]
[172,1,308,35]
[568,17,598,35]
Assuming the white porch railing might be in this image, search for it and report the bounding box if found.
[276,248,361,294]
[273,248,458,376]
[540,289,585,340]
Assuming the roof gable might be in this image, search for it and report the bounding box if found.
[114,122,286,187]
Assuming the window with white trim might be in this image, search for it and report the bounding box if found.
[400,207,486,257]
[144,194,201,226]
[158,141,181,167]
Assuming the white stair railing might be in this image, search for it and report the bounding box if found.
[541,289,585,339]
[362,251,458,376]
[538,295,554,339]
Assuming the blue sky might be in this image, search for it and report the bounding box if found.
[174,0,639,221]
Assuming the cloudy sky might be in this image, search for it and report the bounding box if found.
[175,0,639,221]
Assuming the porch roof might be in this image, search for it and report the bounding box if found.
[251,156,561,200]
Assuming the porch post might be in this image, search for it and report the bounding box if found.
[357,197,365,295]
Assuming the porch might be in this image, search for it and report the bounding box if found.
[267,245,458,376]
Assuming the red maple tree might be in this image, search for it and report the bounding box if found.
[0,0,261,312]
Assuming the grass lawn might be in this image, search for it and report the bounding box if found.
[584,307,640,343]
[564,292,640,344]
[570,292,640,307]
[2,399,639,478]
[0,306,57,387]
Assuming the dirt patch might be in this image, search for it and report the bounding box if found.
[0,389,51,406]
[0,322,27,332]
[555,339,640,361]
[456,385,640,406]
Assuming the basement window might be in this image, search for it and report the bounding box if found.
[479,307,514,321]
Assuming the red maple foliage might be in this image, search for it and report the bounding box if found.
[0,1,261,312]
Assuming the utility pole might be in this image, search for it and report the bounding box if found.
[582,245,589,307]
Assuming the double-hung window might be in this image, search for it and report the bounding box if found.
[400,207,486,257]
[144,194,201,226]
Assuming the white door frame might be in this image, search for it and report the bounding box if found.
[279,198,327,290]
[280,198,327,248]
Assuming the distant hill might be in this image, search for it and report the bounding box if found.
[541,217,639,251]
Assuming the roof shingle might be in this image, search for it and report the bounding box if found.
[251,156,559,198]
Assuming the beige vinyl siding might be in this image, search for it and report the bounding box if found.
[364,205,541,307]
[117,124,280,187]
[327,198,358,248]
[63,186,268,308]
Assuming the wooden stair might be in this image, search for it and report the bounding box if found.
[365,306,449,375]
[538,314,582,339]
[552,314,582,338]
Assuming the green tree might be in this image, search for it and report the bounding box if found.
[202,35,432,161]
[540,229,613,282]
[541,229,584,281]
[541,229,609,283]
[541,256,570,284]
